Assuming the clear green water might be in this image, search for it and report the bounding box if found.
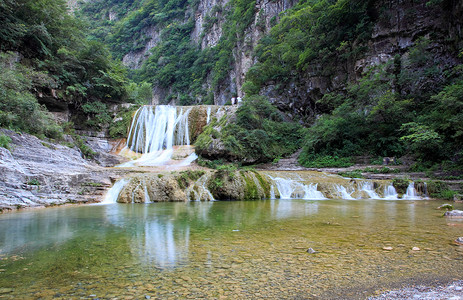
[0,199,462,299]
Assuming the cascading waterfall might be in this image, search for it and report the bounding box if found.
[302,183,326,200]
[269,176,326,200]
[186,174,215,201]
[272,177,295,199]
[100,179,128,204]
[206,106,212,124]
[383,184,399,200]
[335,185,355,200]
[402,182,421,200]
[144,183,151,203]
[119,105,197,167]
[358,181,380,199]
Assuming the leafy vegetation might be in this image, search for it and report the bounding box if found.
[0,0,134,134]
[298,39,463,169]
[0,52,62,138]
[0,134,12,149]
[245,0,373,94]
[195,96,304,164]
[77,0,259,104]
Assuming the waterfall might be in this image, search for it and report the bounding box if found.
[302,183,326,200]
[335,185,355,200]
[402,182,421,200]
[269,176,326,200]
[119,105,195,167]
[358,181,380,199]
[383,184,399,200]
[144,183,151,203]
[186,174,215,201]
[206,106,212,124]
[100,179,128,204]
[273,177,294,199]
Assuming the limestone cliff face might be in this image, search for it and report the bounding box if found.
[109,0,461,116]
[209,0,298,104]
[122,26,162,70]
[117,0,297,105]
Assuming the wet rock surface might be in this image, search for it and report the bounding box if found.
[0,129,128,211]
[445,210,463,218]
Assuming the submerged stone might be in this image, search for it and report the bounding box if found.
[0,288,14,294]
[444,210,463,217]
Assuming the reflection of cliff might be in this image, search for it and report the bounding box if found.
[0,209,74,255]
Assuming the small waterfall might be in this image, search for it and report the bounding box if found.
[119,105,195,167]
[186,174,215,201]
[335,185,355,200]
[206,106,212,124]
[302,183,326,200]
[100,179,128,204]
[144,183,151,203]
[174,107,191,146]
[270,176,325,200]
[358,181,380,199]
[402,182,421,200]
[383,184,399,200]
[273,177,296,199]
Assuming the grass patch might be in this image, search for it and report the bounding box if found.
[0,134,12,149]
[299,154,353,168]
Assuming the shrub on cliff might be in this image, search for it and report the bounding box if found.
[196,96,303,164]
[0,52,62,139]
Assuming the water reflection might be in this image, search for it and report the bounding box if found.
[0,198,451,270]
[0,209,75,255]
[140,219,189,268]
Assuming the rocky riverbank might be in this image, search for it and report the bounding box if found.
[0,129,130,211]
[368,280,463,300]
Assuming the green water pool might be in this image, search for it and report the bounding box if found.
[0,199,462,299]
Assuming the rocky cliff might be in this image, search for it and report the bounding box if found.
[0,129,128,211]
[112,0,297,105]
[76,0,462,121]
[259,0,463,121]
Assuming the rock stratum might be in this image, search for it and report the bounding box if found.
[0,129,128,211]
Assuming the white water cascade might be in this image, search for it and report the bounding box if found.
[273,177,295,199]
[335,185,356,200]
[383,184,399,200]
[402,182,421,200]
[270,177,326,200]
[358,181,380,199]
[302,184,326,200]
[186,175,215,201]
[119,105,197,167]
[100,178,129,204]
[206,106,212,124]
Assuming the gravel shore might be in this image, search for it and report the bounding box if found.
[369,281,463,300]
